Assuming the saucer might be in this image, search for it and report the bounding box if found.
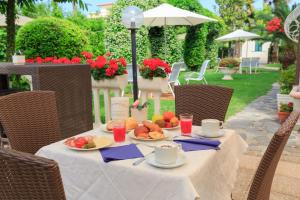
[146,153,186,169]
[195,127,225,138]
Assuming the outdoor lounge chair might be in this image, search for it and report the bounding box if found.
[0,91,61,154]
[247,111,300,200]
[0,148,66,200]
[185,60,210,84]
[168,62,182,96]
[250,57,260,73]
[174,84,233,125]
[240,57,252,74]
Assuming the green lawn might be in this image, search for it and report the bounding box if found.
[97,69,279,122]
[264,63,282,68]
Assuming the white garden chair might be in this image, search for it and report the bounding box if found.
[239,57,251,74]
[168,62,182,96]
[185,60,210,84]
[251,57,260,73]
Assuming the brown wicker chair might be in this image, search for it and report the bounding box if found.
[247,111,300,200]
[174,85,233,125]
[0,148,66,200]
[0,91,61,154]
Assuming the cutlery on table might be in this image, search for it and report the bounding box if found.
[132,150,154,166]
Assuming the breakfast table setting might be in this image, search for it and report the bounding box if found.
[36,109,248,200]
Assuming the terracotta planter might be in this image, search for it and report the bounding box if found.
[277,93,293,111]
[138,77,169,92]
[91,74,128,90]
[218,67,238,80]
[277,112,290,124]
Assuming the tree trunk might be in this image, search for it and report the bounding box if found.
[271,42,279,63]
[6,0,16,62]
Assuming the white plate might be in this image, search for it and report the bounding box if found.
[195,127,225,138]
[101,124,132,133]
[146,153,186,169]
[65,136,113,151]
[128,130,170,141]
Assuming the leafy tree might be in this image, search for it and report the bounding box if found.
[215,0,248,30]
[67,12,106,56]
[0,0,87,61]
[16,17,88,58]
[0,28,6,61]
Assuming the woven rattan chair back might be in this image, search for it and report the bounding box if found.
[247,111,300,200]
[174,85,233,125]
[0,148,66,200]
[0,91,61,154]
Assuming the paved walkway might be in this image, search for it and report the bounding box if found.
[224,83,300,199]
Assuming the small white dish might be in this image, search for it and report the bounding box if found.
[146,153,186,169]
[195,127,225,138]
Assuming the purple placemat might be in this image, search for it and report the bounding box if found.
[100,144,144,162]
[174,138,221,152]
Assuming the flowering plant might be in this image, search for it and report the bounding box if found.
[140,58,171,79]
[25,56,81,64]
[82,52,128,80]
[279,102,293,113]
[266,17,284,33]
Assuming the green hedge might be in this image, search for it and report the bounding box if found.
[0,28,6,61]
[16,17,88,58]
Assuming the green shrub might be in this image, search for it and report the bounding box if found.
[0,28,6,61]
[148,26,182,64]
[67,13,106,56]
[219,57,240,68]
[279,64,296,94]
[16,17,88,58]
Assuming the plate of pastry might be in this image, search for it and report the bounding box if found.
[128,121,169,141]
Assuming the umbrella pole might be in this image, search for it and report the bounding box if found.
[246,40,248,58]
[164,18,167,61]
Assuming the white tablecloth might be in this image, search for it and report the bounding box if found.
[36,126,248,200]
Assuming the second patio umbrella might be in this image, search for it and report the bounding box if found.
[143,3,217,59]
[215,29,260,57]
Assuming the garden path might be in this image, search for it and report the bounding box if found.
[226,83,300,199]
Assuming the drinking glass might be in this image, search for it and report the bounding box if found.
[180,113,193,136]
[112,120,126,142]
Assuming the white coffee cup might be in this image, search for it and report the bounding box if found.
[155,142,180,165]
[201,119,223,137]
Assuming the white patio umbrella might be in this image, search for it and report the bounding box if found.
[0,14,33,26]
[143,3,217,58]
[216,29,260,57]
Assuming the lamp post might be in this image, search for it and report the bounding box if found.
[121,6,144,101]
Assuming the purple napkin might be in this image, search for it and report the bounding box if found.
[100,144,144,163]
[174,138,221,152]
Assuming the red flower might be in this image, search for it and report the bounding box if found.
[124,70,128,74]
[288,102,293,108]
[164,66,172,73]
[119,57,127,67]
[266,17,284,33]
[82,51,93,59]
[36,57,44,64]
[95,56,106,68]
[58,57,71,64]
[25,58,35,63]
[109,59,118,70]
[45,57,54,63]
[71,57,81,64]
[105,67,116,77]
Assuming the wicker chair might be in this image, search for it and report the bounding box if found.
[0,148,66,200]
[247,111,300,200]
[0,91,61,154]
[174,85,233,125]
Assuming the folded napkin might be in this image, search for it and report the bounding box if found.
[174,138,221,152]
[100,144,144,163]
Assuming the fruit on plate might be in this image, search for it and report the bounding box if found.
[64,136,96,149]
[125,117,138,130]
[170,117,179,127]
[163,111,175,122]
[133,121,164,139]
[153,111,179,128]
[152,114,163,123]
